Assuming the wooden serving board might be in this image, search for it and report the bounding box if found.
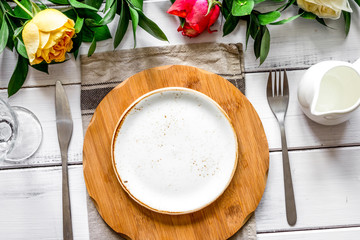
[83,65,269,240]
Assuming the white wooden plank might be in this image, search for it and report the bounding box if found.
[87,0,360,71]
[245,70,360,150]
[258,227,360,240]
[255,147,360,232]
[0,50,81,88]
[0,165,89,239]
[2,69,360,169]
[0,85,83,168]
[2,1,360,88]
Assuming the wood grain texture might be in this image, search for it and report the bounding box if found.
[83,65,269,240]
[0,86,83,169]
[0,165,89,239]
[246,71,360,150]
[256,147,360,232]
[88,1,360,71]
[258,227,360,240]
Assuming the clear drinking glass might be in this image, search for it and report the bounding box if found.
[0,98,42,162]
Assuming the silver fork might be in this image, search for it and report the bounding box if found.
[266,69,297,226]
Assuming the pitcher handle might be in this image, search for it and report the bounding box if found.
[353,57,360,70]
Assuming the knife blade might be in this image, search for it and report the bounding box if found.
[55,80,74,240]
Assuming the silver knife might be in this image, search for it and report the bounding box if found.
[55,81,74,240]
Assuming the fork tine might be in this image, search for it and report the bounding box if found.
[274,70,281,96]
[278,69,282,96]
[283,69,289,96]
[267,70,273,97]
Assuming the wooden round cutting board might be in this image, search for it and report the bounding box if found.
[83,65,269,240]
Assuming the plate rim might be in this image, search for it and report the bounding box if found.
[111,87,239,215]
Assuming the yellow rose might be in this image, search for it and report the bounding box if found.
[22,9,75,65]
[297,0,352,19]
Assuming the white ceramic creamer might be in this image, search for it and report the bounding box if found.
[297,58,360,125]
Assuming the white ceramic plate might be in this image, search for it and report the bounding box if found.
[112,87,238,214]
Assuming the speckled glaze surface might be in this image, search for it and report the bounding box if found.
[112,87,238,214]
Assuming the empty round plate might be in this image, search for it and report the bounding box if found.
[111,87,238,214]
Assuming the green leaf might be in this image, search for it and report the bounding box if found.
[98,0,117,26]
[36,0,48,10]
[8,55,29,97]
[13,0,33,19]
[3,13,15,50]
[180,18,185,28]
[105,0,116,12]
[82,24,112,42]
[85,0,103,10]
[232,0,254,17]
[74,49,79,59]
[128,5,139,48]
[253,28,261,59]
[47,0,69,4]
[221,0,231,19]
[81,25,94,42]
[343,11,351,36]
[315,17,328,27]
[138,11,168,41]
[30,1,42,15]
[15,39,28,59]
[70,30,82,53]
[249,13,260,39]
[68,0,98,11]
[13,26,24,40]
[260,26,270,65]
[63,8,77,20]
[276,0,295,11]
[75,16,84,33]
[0,14,9,54]
[1,0,14,15]
[300,11,316,19]
[245,17,251,49]
[114,0,129,49]
[93,25,112,41]
[223,14,240,36]
[254,0,265,4]
[88,35,96,57]
[129,0,143,11]
[271,13,303,25]
[31,61,48,74]
[258,11,281,25]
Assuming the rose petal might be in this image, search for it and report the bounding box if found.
[208,5,220,29]
[41,48,51,63]
[22,22,40,64]
[185,0,210,34]
[32,9,70,32]
[32,58,43,65]
[39,32,50,49]
[320,0,352,12]
[167,0,197,18]
[43,27,68,49]
[180,23,200,37]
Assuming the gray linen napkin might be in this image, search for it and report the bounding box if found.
[80,42,256,240]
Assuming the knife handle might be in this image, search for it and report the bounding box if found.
[62,149,73,240]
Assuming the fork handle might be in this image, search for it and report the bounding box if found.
[61,148,73,240]
[279,122,297,226]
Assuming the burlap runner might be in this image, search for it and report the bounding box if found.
[80,42,256,240]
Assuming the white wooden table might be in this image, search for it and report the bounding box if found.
[1,1,360,239]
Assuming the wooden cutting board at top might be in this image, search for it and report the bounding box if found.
[83,65,269,240]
